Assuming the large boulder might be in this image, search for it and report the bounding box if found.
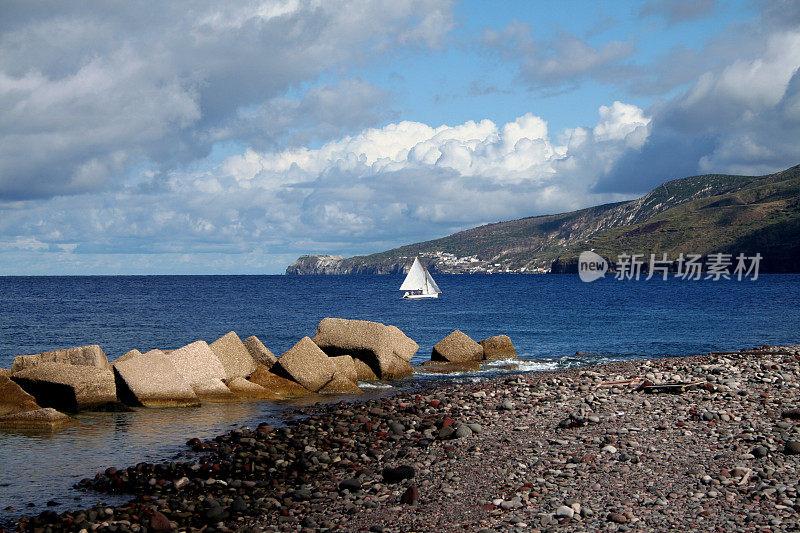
[243,336,278,369]
[353,358,379,381]
[0,407,78,430]
[248,365,312,397]
[165,341,235,401]
[167,341,225,382]
[11,363,117,412]
[479,335,517,359]
[431,330,483,363]
[112,349,142,366]
[113,350,200,407]
[386,325,419,361]
[0,374,40,415]
[11,345,109,373]
[319,377,362,395]
[209,332,258,381]
[191,379,239,402]
[319,355,361,394]
[312,318,418,381]
[274,337,335,392]
[379,356,414,381]
[227,377,281,400]
[330,355,358,383]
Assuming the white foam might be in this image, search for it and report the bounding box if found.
[484,358,559,372]
[413,358,560,381]
[358,382,393,389]
[512,360,559,372]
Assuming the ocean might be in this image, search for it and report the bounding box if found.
[1,273,799,521]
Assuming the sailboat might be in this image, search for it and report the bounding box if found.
[399,257,442,299]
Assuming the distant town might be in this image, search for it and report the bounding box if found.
[416,251,550,274]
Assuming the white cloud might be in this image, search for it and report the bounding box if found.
[2,0,798,275]
[593,102,651,145]
[226,109,636,187]
[0,102,652,274]
[0,0,454,200]
[598,28,800,191]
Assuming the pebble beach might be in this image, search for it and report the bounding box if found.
[7,344,800,532]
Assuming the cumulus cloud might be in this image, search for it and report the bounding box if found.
[0,103,651,273]
[227,101,649,190]
[597,29,800,191]
[0,0,454,200]
[480,2,800,192]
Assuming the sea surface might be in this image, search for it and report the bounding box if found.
[1,274,799,521]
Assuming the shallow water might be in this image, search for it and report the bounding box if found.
[0,391,398,522]
[0,402,276,518]
[1,274,799,521]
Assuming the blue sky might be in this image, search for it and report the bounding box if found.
[0,0,798,274]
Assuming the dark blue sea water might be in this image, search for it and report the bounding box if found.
[1,274,799,521]
[3,274,799,367]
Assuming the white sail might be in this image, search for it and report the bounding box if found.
[425,269,441,293]
[399,257,442,298]
[399,257,426,291]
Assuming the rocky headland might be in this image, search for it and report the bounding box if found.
[5,343,800,532]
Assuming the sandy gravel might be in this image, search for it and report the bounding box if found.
[10,345,800,532]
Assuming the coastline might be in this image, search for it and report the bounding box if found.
[8,345,800,532]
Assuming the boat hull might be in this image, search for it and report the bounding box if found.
[402,292,439,299]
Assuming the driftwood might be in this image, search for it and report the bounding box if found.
[595,378,707,394]
[641,380,706,394]
[596,378,642,388]
[738,468,754,486]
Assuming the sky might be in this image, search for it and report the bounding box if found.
[1,0,799,274]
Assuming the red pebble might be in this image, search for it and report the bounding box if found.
[400,485,419,504]
[149,511,170,533]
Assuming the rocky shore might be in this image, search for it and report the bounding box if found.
[5,344,800,532]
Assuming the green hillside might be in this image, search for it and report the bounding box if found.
[558,165,800,272]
